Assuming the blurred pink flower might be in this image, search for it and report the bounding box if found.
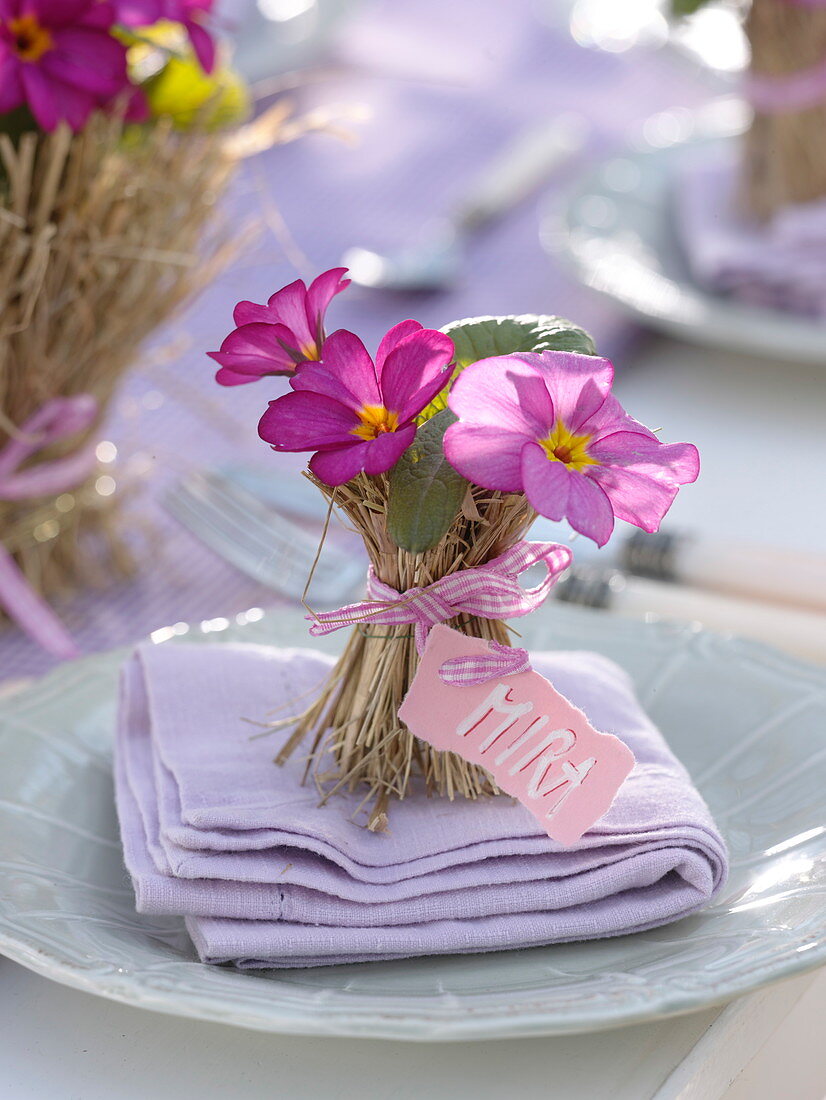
[258,322,455,486]
[444,351,699,546]
[171,0,216,73]
[209,268,350,387]
[114,0,217,72]
[0,0,130,131]
[112,1,161,23]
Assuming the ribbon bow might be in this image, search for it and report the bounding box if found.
[0,396,99,659]
[308,540,573,655]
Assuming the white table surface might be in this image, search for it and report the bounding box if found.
[613,337,826,554]
[2,333,825,1097]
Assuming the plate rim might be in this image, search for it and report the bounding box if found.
[2,910,826,1042]
[542,116,826,366]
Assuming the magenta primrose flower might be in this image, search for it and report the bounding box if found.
[209,268,350,387]
[168,0,216,73]
[0,0,130,131]
[114,0,217,73]
[258,321,455,486]
[444,351,699,546]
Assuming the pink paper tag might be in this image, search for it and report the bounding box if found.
[398,625,635,845]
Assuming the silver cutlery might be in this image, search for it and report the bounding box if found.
[164,469,365,607]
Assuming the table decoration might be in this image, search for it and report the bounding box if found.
[211,271,699,830]
[1,606,822,1034]
[0,0,288,656]
[676,0,826,216]
[740,0,826,218]
[0,0,719,685]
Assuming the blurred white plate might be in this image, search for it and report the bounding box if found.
[1,605,826,1039]
[544,102,826,365]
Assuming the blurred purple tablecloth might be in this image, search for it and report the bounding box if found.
[0,0,712,681]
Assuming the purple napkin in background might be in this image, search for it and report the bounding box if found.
[676,149,826,317]
[114,642,727,969]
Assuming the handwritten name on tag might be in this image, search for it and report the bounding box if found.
[398,625,635,845]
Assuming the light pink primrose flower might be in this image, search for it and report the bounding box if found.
[209,268,350,387]
[114,0,217,73]
[444,351,699,546]
[258,321,455,486]
[0,0,130,131]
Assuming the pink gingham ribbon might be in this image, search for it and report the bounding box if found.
[308,540,573,660]
[0,395,99,659]
[438,639,532,686]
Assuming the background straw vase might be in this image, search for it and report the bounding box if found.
[742,0,826,218]
[0,112,239,624]
[277,474,537,833]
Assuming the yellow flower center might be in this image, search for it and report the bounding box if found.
[8,14,54,62]
[299,342,320,361]
[538,420,598,472]
[351,404,399,441]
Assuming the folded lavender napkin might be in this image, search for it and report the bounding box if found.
[114,641,727,968]
[676,150,826,317]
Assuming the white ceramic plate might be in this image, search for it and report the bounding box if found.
[1,605,825,1040]
[544,103,826,366]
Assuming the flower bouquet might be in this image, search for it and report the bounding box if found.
[0,1,276,655]
[212,271,699,830]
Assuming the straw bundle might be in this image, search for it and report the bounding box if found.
[742,0,826,218]
[276,474,536,832]
[0,112,237,619]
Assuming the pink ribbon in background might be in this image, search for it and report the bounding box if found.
[746,0,826,113]
[308,540,573,681]
[0,395,99,659]
[745,55,826,114]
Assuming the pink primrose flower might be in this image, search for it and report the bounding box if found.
[209,268,350,387]
[0,0,130,131]
[258,321,455,486]
[444,350,699,546]
[114,0,217,72]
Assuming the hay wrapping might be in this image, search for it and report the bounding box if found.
[742,0,826,218]
[0,111,241,622]
[273,472,537,832]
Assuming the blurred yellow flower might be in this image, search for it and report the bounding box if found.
[127,21,251,131]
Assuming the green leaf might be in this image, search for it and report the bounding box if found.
[670,0,712,15]
[386,409,468,555]
[422,313,598,417]
[443,313,597,366]
[388,314,599,550]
